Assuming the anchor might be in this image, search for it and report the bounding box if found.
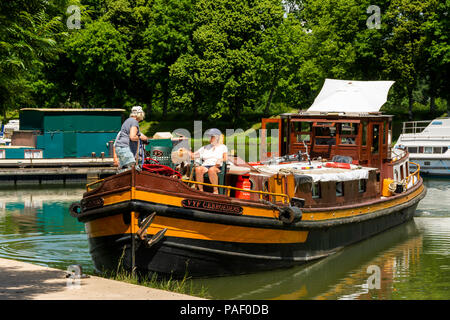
[115,211,167,248]
[136,212,168,248]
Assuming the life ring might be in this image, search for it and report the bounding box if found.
[325,162,351,169]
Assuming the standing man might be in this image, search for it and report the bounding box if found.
[114,106,148,171]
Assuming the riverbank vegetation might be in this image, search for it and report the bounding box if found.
[98,269,211,298]
[1,0,448,128]
[94,248,211,298]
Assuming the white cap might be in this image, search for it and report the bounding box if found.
[131,106,143,113]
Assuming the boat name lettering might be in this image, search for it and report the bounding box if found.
[182,199,243,215]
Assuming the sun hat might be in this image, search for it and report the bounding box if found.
[131,106,144,113]
[205,128,222,137]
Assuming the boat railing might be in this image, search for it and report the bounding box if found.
[405,161,420,190]
[401,120,432,134]
[182,179,290,204]
[391,147,407,162]
[86,177,290,204]
[86,179,105,191]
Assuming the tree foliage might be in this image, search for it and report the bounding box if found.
[0,0,448,121]
[0,0,66,117]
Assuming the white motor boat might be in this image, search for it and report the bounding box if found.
[395,118,450,176]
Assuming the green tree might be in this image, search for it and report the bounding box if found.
[380,0,431,120]
[170,0,289,122]
[0,0,66,118]
[296,0,391,108]
[65,20,131,107]
[133,0,195,118]
[421,0,449,115]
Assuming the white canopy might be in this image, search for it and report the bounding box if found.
[308,79,394,113]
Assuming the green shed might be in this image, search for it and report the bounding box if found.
[17,108,125,159]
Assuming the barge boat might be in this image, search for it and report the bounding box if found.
[71,79,426,278]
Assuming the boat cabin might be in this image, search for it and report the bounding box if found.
[262,111,393,171]
[145,79,415,209]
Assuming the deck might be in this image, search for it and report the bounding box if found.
[0,158,117,184]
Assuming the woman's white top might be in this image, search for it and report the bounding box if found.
[197,144,228,166]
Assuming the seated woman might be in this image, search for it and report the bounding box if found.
[192,129,228,194]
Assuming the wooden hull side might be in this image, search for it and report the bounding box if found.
[84,190,424,278]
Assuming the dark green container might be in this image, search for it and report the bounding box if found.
[20,108,125,159]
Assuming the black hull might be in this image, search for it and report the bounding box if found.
[88,201,419,278]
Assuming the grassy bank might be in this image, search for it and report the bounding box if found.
[98,269,211,299]
[89,249,211,299]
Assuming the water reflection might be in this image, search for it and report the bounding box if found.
[0,185,92,271]
[194,220,422,299]
[193,177,450,300]
[416,178,450,217]
[0,178,449,299]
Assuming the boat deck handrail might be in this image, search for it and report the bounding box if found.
[391,148,407,162]
[182,179,290,204]
[398,135,450,140]
[401,120,432,134]
[86,179,105,191]
[85,175,290,204]
[405,161,420,190]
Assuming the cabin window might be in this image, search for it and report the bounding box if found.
[408,146,418,153]
[358,179,367,193]
[444,147,449,153]
[311,182,321,199]
[24,150,43,159]
[314,124,336,146]
[395,169,399,180]
[0,150,4,159]
[424,147,433,154]
[400,164,405,180]
[362,122,367,146]
[419,146,424,153]
[297,134,310,143]
[298,122,311,132]
[433,147,442,154]
[336,182,344,197]
[339,123,358,144]
[372,124,380,154]
[424,161,430,166]
[292,122,311,143]
[383,121,387,145]
[388,121,392,146]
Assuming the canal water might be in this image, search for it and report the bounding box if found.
[0,178,449,300]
